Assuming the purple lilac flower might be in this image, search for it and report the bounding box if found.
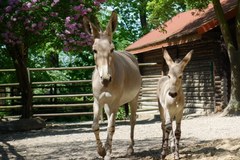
[64,30,71,34]
[22,2,32,11]
[97,0,106,3]
[65,17,71,24]
[87,8,92,12]
[0,16,3,22]
[50,12,58,17]
[8,0,19,6]
[5,6,12,12]
[93,1,100,6]
[37,21,45,30]
[51,0,59,7]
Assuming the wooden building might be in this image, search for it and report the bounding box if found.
[126,0,237,114]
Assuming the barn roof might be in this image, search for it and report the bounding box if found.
[126,0,238,54]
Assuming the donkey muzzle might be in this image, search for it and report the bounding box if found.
[169,92,178,98]
[101,75,112,87]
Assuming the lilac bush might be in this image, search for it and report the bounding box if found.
[0,0,106,51]
[0,0,106,119]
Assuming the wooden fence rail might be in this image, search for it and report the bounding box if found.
[0,63,159,118]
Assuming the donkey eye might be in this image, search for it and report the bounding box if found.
[167,75,170,78]
[179,76,182,79]
[93,49,97,54]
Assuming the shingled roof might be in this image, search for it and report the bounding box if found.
[126,0,237,54]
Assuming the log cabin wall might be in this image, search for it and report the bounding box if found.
[137,39,230,115]
[137,49,163,111]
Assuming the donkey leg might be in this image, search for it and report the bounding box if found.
[104,104,116,160]
[127,96,138,155]
[158,99,165,148]
[173,122,181,160]
[174,113,183,160]
[161,110,172,160]
[92,99,106,157]
[161,121,166,152]
[161,121,172,160]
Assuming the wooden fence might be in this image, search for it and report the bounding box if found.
[0,63,159,119]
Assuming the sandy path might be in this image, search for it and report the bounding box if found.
[1,115,240,160]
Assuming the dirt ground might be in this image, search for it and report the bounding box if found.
[1,115,240,160]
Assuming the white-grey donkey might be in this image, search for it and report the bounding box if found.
[83,12,141,160]
[157,49,193,160]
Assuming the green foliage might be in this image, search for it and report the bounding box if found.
[116,106,127,120]
[147,0,186,27]
[102,0,151,50]
[147,0,211,27]
[0,47,16,83]
[184,0,211,10]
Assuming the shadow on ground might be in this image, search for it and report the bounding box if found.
[1,116,240,160]
[1,137,240,160]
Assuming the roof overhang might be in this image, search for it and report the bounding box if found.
[128,33,202,54]
[126,0,237,55]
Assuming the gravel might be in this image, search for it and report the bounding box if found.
[1,115,240,160]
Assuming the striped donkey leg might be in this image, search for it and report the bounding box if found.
[174,111,183,160]
[161,121,172,160]
[104,104,117,160]
[127,96,138,156]
[173,122,181,160]
[105,125,115,160]
[92,100,106,157]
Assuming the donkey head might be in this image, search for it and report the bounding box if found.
[163,49,193,98]
[84,12,118,87]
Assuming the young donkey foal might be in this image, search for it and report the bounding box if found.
[84,12,142,160]
[157,50,192,160]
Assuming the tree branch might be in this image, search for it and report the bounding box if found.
[212,0,235,49]
[236,0,240,50]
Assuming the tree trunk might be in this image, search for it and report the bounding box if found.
[7,44,33,119]
[48,51,59,103]
[139,0,148,31]
[212,0,240,115]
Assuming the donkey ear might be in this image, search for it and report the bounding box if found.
[105,11,118,41]
[83,16,100,39]
[180,50,193,70]
[163,49,174,66]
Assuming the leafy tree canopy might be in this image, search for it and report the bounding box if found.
[147,0,211,27]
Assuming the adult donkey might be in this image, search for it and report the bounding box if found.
[83,12,141,160]
[157,49,192,160]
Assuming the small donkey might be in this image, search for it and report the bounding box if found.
[157,49,192,160]
[83,12,141,160]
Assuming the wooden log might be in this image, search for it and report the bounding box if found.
[0,96,21,100]
[140,90,157,94]
[141,88,157,91]
[32,80,92,85]
[33,112,93,117]
[0,105,22,109]
[185,103,214,109]
[140,101,158,106]
[33,93,93,99]
[33,103,93,108]
[184,92,214,96]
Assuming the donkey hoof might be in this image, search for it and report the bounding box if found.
[161,153,167,160]
[97,147,106,157]
[127,147,134,155]
[104,155,111,160]
[174,153,180,160]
